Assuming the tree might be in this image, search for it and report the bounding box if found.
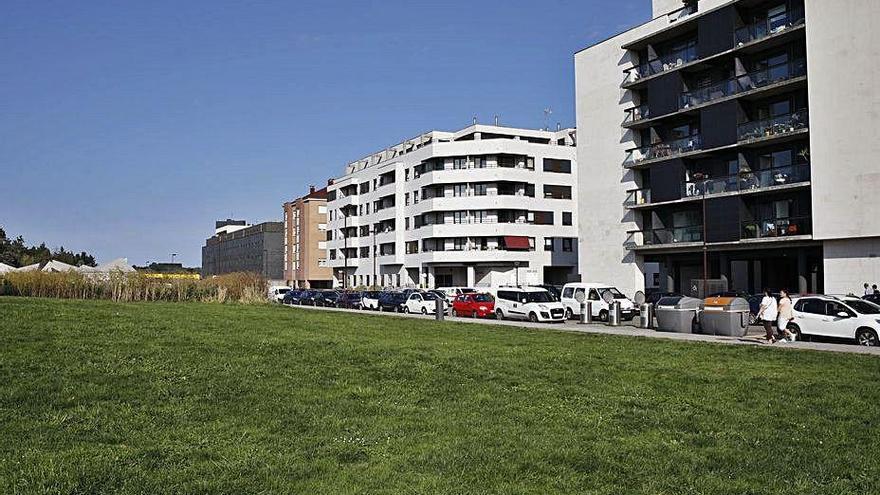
[0,226,98,267]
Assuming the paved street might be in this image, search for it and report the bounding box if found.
[288,304,880,356]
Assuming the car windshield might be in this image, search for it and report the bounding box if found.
[460,288,476,294]
[600,288,627,299]
[526,292,553,303]
[846,300,880,315]
[278,288,290,294]
[474,294,493,302]
[423,292,440,300]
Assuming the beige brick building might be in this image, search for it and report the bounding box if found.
[283,185,332,288]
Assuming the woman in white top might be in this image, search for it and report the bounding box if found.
[757,289,778,342]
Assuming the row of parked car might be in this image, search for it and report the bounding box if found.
[272,283,643,324]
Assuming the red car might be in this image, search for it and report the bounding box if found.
[451,292,495,318]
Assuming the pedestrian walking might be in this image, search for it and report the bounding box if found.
[873,284,879,295]
[865,283,872,296]
[757,289,778,342]
[776,289,795,343]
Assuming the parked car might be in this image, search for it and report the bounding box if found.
[536,284,562,301]
[434,287,476,303]
[378,291,408,312]
[403,291,449,315]
[864,293,880,305]
[452,292,495,318]
[316,290,341,307]
[361,291,382,310]
[492,287,566,323]
[338,291,363,309]
[281,289,304,305]
[559,283,637,321]
[789,295,880,346]
[298,290,322,306]
[268,285,291,303]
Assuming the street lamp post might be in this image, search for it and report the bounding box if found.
[371,225,377,288]
[343,214,348,289]
[699,175,709,299]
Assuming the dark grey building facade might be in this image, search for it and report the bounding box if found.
[201,221,284,280]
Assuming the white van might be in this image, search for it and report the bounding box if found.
[435,287,476,303]
[492,286,565,323]
[268,285,291,303]
[560,283,637,321]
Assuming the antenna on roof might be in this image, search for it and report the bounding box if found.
[472,115,477,125]
[557,122,561,131]
[543,107,553,131]
[494,114,499,126]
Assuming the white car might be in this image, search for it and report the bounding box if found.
[560,283,637,321]
[435,287,477,304]
[492,287,565,323]
[789,296,880,346]
[361,290,381,310]
[403,291,449,315]
[268,285,291,303]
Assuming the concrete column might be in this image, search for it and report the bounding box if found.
[664,257,675,293]
[466,266,476,287]
[719,254,730,289]
[427,266,435,289]
[797,249,808,295]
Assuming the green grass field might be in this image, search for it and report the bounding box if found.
[1,297,879,494]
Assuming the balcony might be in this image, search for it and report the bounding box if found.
[624,105,651,125]
[625,226,703,248]
[681,163,811,198]
[625,134,702,167]
[741,216,811,240]
[624,188,652,207]
[680,59,806,110]
[738,109,809,143]
[625,44,699,84]
[735,8,805,47]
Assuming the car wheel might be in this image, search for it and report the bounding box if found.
[787,323,805,342]
[599,310,608,322]
[565,308,573,320]
[472,310,478,318]
[451,308,458,317]
[528,312,539,323]
[495,309,504,320]
[403,306,410,314]
[856,328,879,347]
[421,307,428,315]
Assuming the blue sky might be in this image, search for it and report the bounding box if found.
[0,0,648,266]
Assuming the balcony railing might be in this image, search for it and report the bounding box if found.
[626,44,699,82]
[624,188,652,206]
[680,59,806,109]
[625,134,702,166]
[735,8,805,47]
[681,163,811,199]
[741,216,811,239]
[738,109,809,142]
[624,104,651,124]
[625,226,703,248]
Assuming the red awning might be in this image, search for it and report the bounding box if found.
[503,236,531,250]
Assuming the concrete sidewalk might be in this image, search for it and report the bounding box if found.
[286,304,880,357]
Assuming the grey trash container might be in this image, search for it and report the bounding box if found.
[655,296,701,333]
[700,297,751,337]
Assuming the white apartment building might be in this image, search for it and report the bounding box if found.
[325,124,579,289]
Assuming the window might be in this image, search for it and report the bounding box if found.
[588,289,600,301]
[575,288,585,300]
[474,157,487,168]
[473,210,488,224]
[405,217,410,230]
[562,287,574,298]
[453,211,467,224]
[453,238,466,251]
[562,212,572,226]
[544,238,554,251]
[329,250,337,260]
[825,301,855,318]
[359,182,370,194]
[404,193,410,206]
[562,238,573,252]
[453,157,468,169]
[543,158,572,173]
[453,184,467,197]
[318,205,327,214]
[360,247,370,258]
[473,183,488,196]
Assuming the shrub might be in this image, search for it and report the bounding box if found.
[0,271,267,304]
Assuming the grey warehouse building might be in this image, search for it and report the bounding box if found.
[575,0,880,297]
[201,220,284,280]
